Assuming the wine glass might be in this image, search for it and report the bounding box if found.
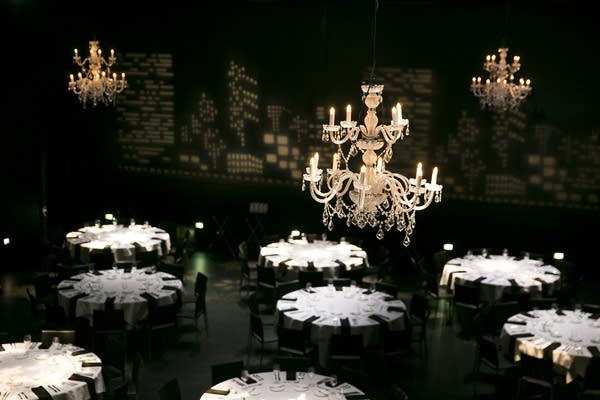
[241,369,249,382]
[305,282,312,292]
[329,374,337,387]
[272,363,281,382]
[23,334,32,345]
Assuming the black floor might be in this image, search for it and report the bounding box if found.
[1,250,598,400]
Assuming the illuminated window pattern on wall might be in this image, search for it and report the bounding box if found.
[227,60,259,148]
[180,92,226,170]
[491,111,526,169]
[227,152,263,175]
[375,67,433,170]
[116,53,174,167]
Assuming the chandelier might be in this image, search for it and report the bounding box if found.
[470,47,532,111]
[302,84,442,245]
[68,40,127,108]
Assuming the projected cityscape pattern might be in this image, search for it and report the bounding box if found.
[116,53,599,210]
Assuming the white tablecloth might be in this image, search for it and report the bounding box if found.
[500,309,600,383]
[258,239,369,278]
[200,370,365,399]
[57,269,183,327]
[275,286,407,366]
[440,255,561,303]
[65,224,171,263]
[0,342,105,400]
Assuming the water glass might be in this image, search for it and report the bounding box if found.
[305,282,312,292]
[482,248,488,258]
[350,280,357,290]
[329,374,337,387]
[272,363,281,382]
[502,248,509,257]
[307,366,315,380]
[23,334,31,345]
[52,336,60,345]
[241,369,249,382]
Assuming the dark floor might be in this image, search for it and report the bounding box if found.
[1,250,598,400]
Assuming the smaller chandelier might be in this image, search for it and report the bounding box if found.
[302,84,442,245]
[68,40,127,108]
[470,47,531,111]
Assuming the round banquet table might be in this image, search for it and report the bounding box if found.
[200,370,366,399]
[0,342,105,400]
[57,268,183,328]
[65,223,171,263]
[500,308,600,383]
[258,239,370,278]
[439,254,561,303]
[276,285,407,367]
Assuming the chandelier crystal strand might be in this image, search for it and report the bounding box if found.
[68,40,127,108]
[470,47,531,111]
[302,85,443,244]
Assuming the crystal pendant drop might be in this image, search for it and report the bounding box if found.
[376,228,385,240]
[402,235,411,246]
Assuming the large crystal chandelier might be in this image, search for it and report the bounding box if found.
[470,47,532,111]
[302,84,442,245]
[68,40,127,108]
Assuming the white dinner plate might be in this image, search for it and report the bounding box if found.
[314,388,329,397]
[269,384,285,392]
[295,384,309,391]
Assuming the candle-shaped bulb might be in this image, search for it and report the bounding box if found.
[472,77,476,83]
[121,72,125,80]
[78,72,82,79]
[431,166,438,186]
[314,152,319,167]
[345,104,351,123]
[98,48,102,55]
[329,107,335,126]
[391,106,397,125]
[332,153,339,171]
[359,165,366,185]
[110,49,114,56]
[415,162,423,188]
[526,79,531,86]
[396,102,402,121]
[113,73,117,80]
[376,158,383,173]
[101,71,106,77]
[69,74,74,82]
[74,48,78,56]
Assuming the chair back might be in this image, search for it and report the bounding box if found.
[375,281,399,298]
[299,270,324,288]
[93,309,125,331]
[44,304,68,329]
[454,282,480,305]
[158,378,181,400]
[519,352,554,382]
[454,302,482,340]
[433,250,453,274]
[329,333,363,358]
[211,360,244,385]
[275,356,312,372]
[195,272,208,297]
[250,313,265,341]
[89,250,115,270]
[257,266,276,286]
[487,301,520,335]
[476,336,499,368]
[277,325,309,355]
[41,329,76,346]
[33,274,53,299]
[136,249,159,268]
[157,262,184,281]
[583,357,600,390]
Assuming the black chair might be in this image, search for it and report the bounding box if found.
[92,309,126,353]
[472,335,518,396]
[157,261,184,281]
[158,378,181,400]
[256,266,297,309]
[43,304,69,330]
[341,267,367,286]
[432,250,454,275]
[145,303,178,361]
[276,325,315,358]
[33,274,56,305]
[89,249,115,270]
[211,360,244,385]
[275,355,312,372]
[582,304,600,315]
[298,269,324,288]
[516,353,558,400]
[375,281,400,298]
[40,329,76,346]
[485,300,521,337]
[329,333,363,369]
[136,249,159,268]
[581,356,600,391]
[247,292,276,326]
[101,333,128,399]
[454,282,480,306]
[238,242,257,297]
[176,272,208,334]
[454,302,483,341]
[248,313,278,366]
[529,297,558,311]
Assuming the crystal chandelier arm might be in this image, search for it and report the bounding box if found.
[306,170,357,204]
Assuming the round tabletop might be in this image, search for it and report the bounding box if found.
[0,342,105,400]
[57,268,183,327]
[501,308,600,383]
[276,285,407,366]
[200,370,366,399]
[440,254,561,303]
[65,223,171,263]
[258,239,369,278]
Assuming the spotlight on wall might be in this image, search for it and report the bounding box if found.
[105,213,114,220]
[3,238,9,246]
[195,221,204,229]
[443,243,454,251]
[553,252,565,260]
